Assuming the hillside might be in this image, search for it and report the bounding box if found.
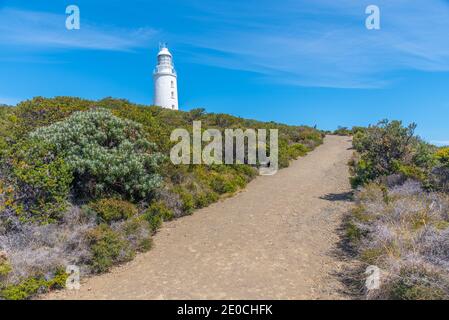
[0,97,323,299]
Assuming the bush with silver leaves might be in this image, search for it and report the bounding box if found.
[30,108,163,200]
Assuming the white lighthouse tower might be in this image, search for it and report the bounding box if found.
[153,43,178,110]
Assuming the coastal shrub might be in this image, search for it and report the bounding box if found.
[116,216,153,252]
[209,174,237,194]
[142,201,175,233]
[350,120,434,188]
[11,97,91,139]
[389,267,449,300]
[333,126,352,136]
[143,211,163,233]
[0,256,11,278]
[278,139,291,168]
[288,143,309,159]
[430,166,449,193]
[334,126,366,137]
[153,188,184,218]
[145,201,174,222]
[345,221,363,244]
[0,106,14,158]
[395,163,428,184]
[435,147,449,166]
[0,269,67,300]
[86,224,132,273]
[231,164,258,180]
[109,103,173,154]
[173,187,195,214]
[30,108,163,200]
[195,191,219,208]
[89,199,138,223]
[5,139,73,223]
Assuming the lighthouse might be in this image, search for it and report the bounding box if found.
[153,44,178,110]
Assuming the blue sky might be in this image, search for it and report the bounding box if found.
[0,0,449,144]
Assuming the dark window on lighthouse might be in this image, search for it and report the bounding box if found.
[171,91,174,99]
[171,81,174,88]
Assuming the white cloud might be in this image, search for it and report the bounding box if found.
[432,140,449,147]
[0,8,158,51]
[177,0,449,88]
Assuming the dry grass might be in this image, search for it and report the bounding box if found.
[0,206,96,285]
[347,180,449,299]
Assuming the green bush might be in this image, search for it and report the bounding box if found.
[173,187,195,214]
[0,269,68,300]
[143,201,174,233]
[230,164,258,180]
[333,126,352,136]
[6,139,73,223]
[144,212,163,233]
[144,214,163,233]
[86,224,132,273]
[435,147,449,166]
[195,191,219,208]
[350,120,434,188]
[11,97,91,139]
[0,260,11,278]
[0,106,14,158]
[346,221,363,244]
[288,143,309,159]
[352,130,366,152]
[349,158,374,188]
[1,277,45,300]
[209,174,240,194]
[297,129,323,148]
[30,108,163,200]
[145,201,174,221]
[90,198,138,223]
[395,163,428,183]
[334,126,366,136]
[278,140,310,168]
[390,267,449,300]
[278,139,291,168]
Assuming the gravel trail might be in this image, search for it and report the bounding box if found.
[46,135,353,300]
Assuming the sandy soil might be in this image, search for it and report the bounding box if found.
[45,135,353,300]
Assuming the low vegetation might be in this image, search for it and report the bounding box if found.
[333,126,365,137]
[347,120,449,300]
[0,97,323,299]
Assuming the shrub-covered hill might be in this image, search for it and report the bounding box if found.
[0,97,323,299]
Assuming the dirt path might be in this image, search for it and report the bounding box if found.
[46,135,353,300]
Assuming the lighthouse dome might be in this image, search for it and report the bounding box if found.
[157,46,172,57]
